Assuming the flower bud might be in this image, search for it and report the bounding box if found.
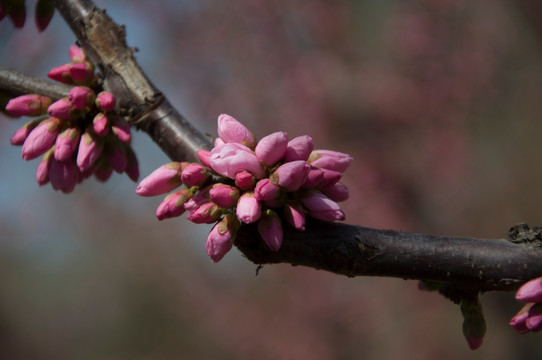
[269,160,310,191]
[302,167,325,189]
[284,201,306,231]
[76,129,104,172]
[106,143,127,173]
[206,214,240,262]
[254,178,281,201]
[21,117,61,160]
[526,303,542,332]
[255,131,288,166]
[209,183,240,208]
[92,113,109,136]
[54,127,81,162]
[460,298,486,350]
[184,186,211,212]
[10,118,44,145]
[197,149,211,168]
[318,169,342,190]
[35,0,54,32]
[36,148,53,186]
[111,116,131,142]
[68,86,95,110]
[308,149,353,173]
[181,163,208,187]
[217,113,256,149]
[235,171,255,190]
[49,158,79,193]
[322,181,349,202]
[510,303,533,334]
[69,62,95,85]
[284,135,313,162]
[236,192,261,224]
[300,190,345,221]
[156,188,192,220]
[95,91,116,112]
[210,143,265,179]
[135,162,186,196]
[69,45,86,63]
[186,202,223,224]
[94,162,113,182]
[47,97,80,120]
[125,148,139,182]
[8,1,26,28]
[47,64,73,84]
[6,94,52,117]
[258,209,283,251]
[516,277,542,303]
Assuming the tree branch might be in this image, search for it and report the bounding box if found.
[11,0,534,294]
[0,68,71,100]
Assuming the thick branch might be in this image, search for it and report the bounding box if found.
[0,68,71,100]
[236,219,542,292]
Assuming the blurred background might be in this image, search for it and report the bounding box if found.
[1,0,542,358]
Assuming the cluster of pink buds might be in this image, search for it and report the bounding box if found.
[137,114,352,262]
[510,276,542,333]
[5,46,139,193]
[0,0,54,31]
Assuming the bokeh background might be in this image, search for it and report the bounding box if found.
[1,0,542,358]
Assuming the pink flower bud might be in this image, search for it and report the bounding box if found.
[76,129,104,172]
[69,62,95,85]
[21,117,61,160]
[318,169,342,190]
[94,163,113,182]
[300,190,345,221]
[135,162,186,196]
[235,171,255,190]
[68,86,95,110]
[69,45,86,63]
[106,144,127,173]
[111,117,131,142]
[36,148,54,186]
[510,303,532,334]
[6,94,52,117]
[516,277,542,303]
[92,113,109,136]
[254,178,281,201]
[197,149,211,168]
[284,201,306,231]
[156,188,192,220]
[125,148,139,182]
[214,137,225,147]
[10,118,43,145]
[236,192,261,224]
[302,167,325,189]
[460,298,486,350]
[209,183,240,208]
[210,143,265,179]
[95,91,116,112]
[49,158,79,193]
[217,114,256,149]
[255,131,288,166]
[269,160,310,191]
[258,209,283,251]
[526,303,542,332]
[47,97,79,120]
[308,150,353,173]
[181,163,208,187]
[47,64,73,84]
[54,127,81,162]
[8,1,25,28]
[284,135,314,162]
[35,0,54,32]
[322,181,349,202]
[184,186,211,212]
[206,214,240,262]
[186,202,223,224]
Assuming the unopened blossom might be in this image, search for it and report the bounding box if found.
[255,131,288,166]
[156,188,192,221]
[284,135,313,162]
[235,170,255,190]
[510,303,532,334]
[258,209,283,251]
[181,163,208,187]
[322,182,350,202]
[36,149,53,186]
[94,163,113,182]
[318,169,342,190]
[93,113,109,136]
[47,64,73,84]
[197,149,211,168]
[269,160,310,191]
[302,167,325,189]
[236,192,261,224]
[69,62,95,85]
[47,97,80,120]
[217,113,256,148]
[308,149,353,173]
[186,202,223,224]
[284,201,306,231]
[54,127,81,162]
[69,45,86,63]
[10,118,43,145]
[106,144,127,173]
[49,157,79,193]
[35,0,55,32]
[210,142,265,179]
[516,277,542,303]
[460,298,486,350]
[136,162,186,196]
[95,91,115,112]
[184,186,211,212]
[68,86,95,110]
[76,129,103,172]
[209,184,240,208]
[526,303,542,332]
[254,178,281,201]
[206,214,240,262]
[111,117,131,142]
[300,190,345,221]
[6,94,51,117]
[125,149,140,182]
[21,117,61,160]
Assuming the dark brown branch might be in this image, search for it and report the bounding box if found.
[0,68,71,100]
